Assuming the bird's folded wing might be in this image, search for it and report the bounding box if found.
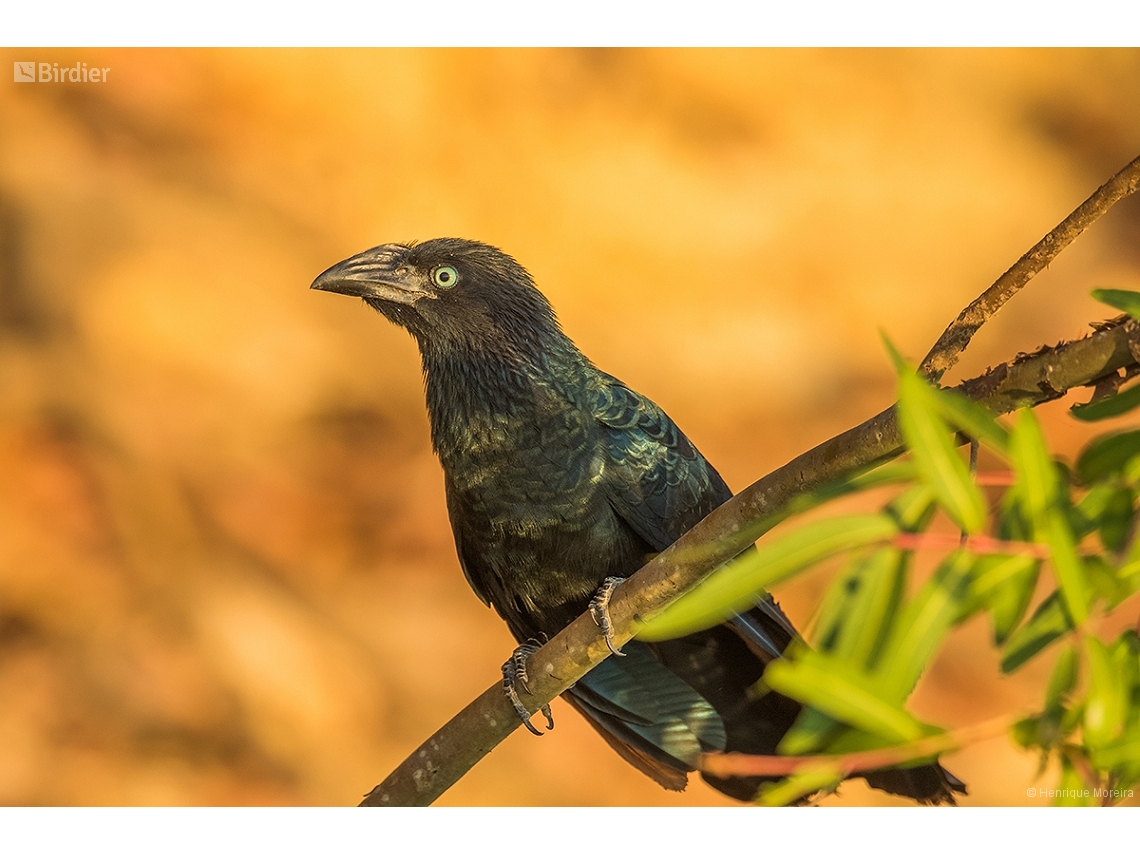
[566,640,727,789]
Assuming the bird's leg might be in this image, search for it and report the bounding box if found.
[501,637,554,736]
[589,576,628,657]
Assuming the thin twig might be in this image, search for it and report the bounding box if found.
[920,154,1140,383]
[698,715,1014,780]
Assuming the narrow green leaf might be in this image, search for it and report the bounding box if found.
[1011,715,1040,749]
[1044,508,1090,625]
[1088,734,1140,771]
[1092,288,1140,320]
[639,514,899,641]
[831,549,908,669]
[777,707,846,756]
[1072,482,1122,539]
[1098,488,1134,552]
[1009,408,1089,624]
[1071,381,1140,422]
[880,332,909,373]
[1084,636,1124,751]
[982,556,1041,644]
[849,460,919,489]
[897,370,986,533]
[757,766,843,806]
[1009,408,1059,517]
[1110,631,1140,730]
[933,388,1010,454]
[1076,431,1140,484]
[1046,643,1079,709]
[1001,591,1075,673]
[874,551,973,700]
[886,483,938,533]
[1055,757,1097,806]
[763,651,927,742]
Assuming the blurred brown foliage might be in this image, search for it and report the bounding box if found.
[0,48,1139,806]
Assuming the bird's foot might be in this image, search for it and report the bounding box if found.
[589,576,628,657]
[501,637,554,736]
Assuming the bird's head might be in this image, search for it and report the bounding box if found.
[311,238,561,359]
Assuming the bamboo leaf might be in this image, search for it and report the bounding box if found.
[1076,430,1140,484]
[830,548,908,670]
[1055,757,1096,805]
[763,651,927,742]
[1071,381,1140,422]
[1046,643,1079,709]
[1001,591,1074,673]
[1084,636,1124,751]
[1088,733,1140,771]
[1098,487,1134,552]
[1009,409,1090,624]
[1092,288,1140,320]
[933,388,1011,454]
[885,483,937,533]
[897,370,987,533]
[639,514,899,641]
[874,551,973,701]
[976,554,1041,644]
[757,765,843,806]
[777,707,846,756]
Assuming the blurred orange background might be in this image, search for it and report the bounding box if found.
[0,48,1139,806]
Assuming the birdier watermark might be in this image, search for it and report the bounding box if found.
[13,61,110,83]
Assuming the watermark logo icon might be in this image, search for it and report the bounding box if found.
[13,62,36,83]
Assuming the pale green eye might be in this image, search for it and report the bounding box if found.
[432,266,459,288]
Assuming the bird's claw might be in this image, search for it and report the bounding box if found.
[501,638,554,736]
[589,576,628,657]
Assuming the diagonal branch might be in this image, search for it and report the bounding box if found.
[361,317,1140,806]
[919,153,1140,383]
[360,155,1140,807]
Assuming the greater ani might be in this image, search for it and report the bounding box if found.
[312,238,965,804]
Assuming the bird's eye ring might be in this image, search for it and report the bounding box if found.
[432,266,459,289]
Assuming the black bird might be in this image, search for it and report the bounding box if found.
[312,238,965,804]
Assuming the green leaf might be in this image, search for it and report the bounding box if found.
[1046,643,1079,709]
[1011,715,1040,749]
[1001,591,1075,673]
[778,707,846,756]
[977,554,1041,644]
[757,766,843,806]
[1092,288,1140,320]
[1098,487,1134,552]
[1088,733,1140,772]
[897,370,987,533]
[1055,756,1097,805]
[814,548,907,670]
[1009,409,1089,624]
[1084,636,1124,751]
[885,483,938,533]
[873,551,973,700]
[1009,408,1060,517]
[880,332,910,373]
[932,388,1010,454]
[1076,430,1140,484]
[763,650,927,742]
[1043,509,1091,625]
[1072,482,1122,539]
[1110,631,1140,729]
[1071,380,1140,422]
[639,514,899,641]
